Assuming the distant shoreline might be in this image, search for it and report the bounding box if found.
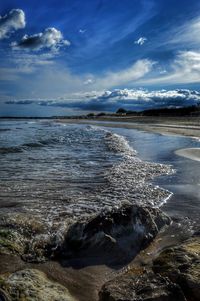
[1,115,200,141]
[58,116,200,140]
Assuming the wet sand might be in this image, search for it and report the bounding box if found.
[175,148,200,162]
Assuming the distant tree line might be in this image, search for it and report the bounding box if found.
[116,105,200,117]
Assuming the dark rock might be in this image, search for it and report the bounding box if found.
[99,267,186,301]
[58,204,170,265]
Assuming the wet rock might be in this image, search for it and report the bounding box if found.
[0,288,10,301]
[98,235,200,301]
[0,269,76,301]
[99,267,186,301]
[0,214,46,238]
[0,214,50,262]
[0,228,24,256]
[0,203,170,265]
[58,204,170,264]
[153,236,200,301]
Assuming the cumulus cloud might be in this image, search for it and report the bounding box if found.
[11,27,70,51]
[5,89,200,112]
[134,37,147,45]
[0,9,25,39]
[76,89,200,111]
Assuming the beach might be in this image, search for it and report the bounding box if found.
[0,119,200,301]
[58,116,200,139]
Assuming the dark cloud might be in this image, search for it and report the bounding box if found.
[11,27,70,51]
[5,100,34,105]
[5,89,200,112]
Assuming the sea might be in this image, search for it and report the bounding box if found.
[0,119,200,237]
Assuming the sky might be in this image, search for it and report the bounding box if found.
[0,0,200,116]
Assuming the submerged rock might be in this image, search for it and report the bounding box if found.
[0,269,76,301]
[0,213,51,262]
[99,267,186,301]
[153,236,200,301]
[58,203,170,265]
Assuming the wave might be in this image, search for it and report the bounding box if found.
[0,137,63,155]
[0,146,23,154]
[104,132,137,157]
[0,128,11,132]
[0,143,45,155]
[100,130,174,208]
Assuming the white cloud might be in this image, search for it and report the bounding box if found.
[84,78,94,85]
[134,37,147,45]
[84,88,200,110]
[139,50,200,86]
[11,27,70,51]
[79,29,86,34]
[170,17,200,46]
[0,56,153,100]
[0,9,25,39]
[86,88,200,104]
[97,59,153,88]
[171,51,200,83]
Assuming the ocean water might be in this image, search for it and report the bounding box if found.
[0,120,199,235]
[0,120,171,230]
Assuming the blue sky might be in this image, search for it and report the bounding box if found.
[0,0,200,116]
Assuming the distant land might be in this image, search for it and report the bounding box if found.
[1,104,200,119]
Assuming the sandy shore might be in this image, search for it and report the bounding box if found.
[58,116,200,139]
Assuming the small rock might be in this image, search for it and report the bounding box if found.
[99,268,186,301]
[0,269,76,301]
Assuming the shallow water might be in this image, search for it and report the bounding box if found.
[1,120,200,230]
[103,126,200,229]
[0,120,171,226]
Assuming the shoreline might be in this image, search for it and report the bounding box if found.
[0,119,199,301]
[58,118,200,162]
[58,117,200,140]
